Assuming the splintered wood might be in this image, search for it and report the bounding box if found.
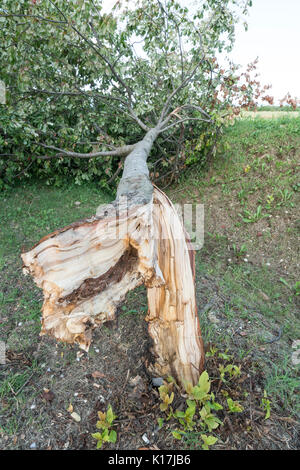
[22,188,204,386]
[147,188,204,385]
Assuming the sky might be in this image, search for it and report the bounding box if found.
[229,0,300,103]
[102,0,300,104]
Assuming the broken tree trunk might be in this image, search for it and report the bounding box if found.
[21,127,205,386]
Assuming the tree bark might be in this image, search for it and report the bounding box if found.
[21,127,205,386]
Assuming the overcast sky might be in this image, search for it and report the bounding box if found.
[103,0,300,104]
[229,0,300,103]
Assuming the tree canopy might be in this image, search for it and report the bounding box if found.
[1,0,268,190]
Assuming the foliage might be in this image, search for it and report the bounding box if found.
[157,367,247,450]
[0,0,273,189]
[226,397,243,413]
[91,404,117,449]
[219,363,241,382]
[260,390,271,420]
[232,243,247,258]
[159,384,175,412]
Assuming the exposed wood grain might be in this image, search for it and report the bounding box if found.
[21,126,205,386]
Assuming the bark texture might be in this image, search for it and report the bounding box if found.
[21,127,204,386]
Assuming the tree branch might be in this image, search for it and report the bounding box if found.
[157,0,184,82]
[0,12,67,25]
[34,142,139,160]
[159,58,205,122]
[87,21,149,131]
[159,116,210,133]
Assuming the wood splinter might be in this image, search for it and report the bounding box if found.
[21,127,205,387]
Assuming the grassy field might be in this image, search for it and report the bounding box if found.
[0,115,299,450]
[241,111,299,119]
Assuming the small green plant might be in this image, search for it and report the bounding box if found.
[232,243,247,258]
[91,405,117,449]
[217,350,233,361]
[239,205,269,223]
[206,347,233,362]
[237,189,247,205]
[277,189,294,207]
[199,403,222,432]
[174,402,197,431]
[158,360,246,447]
[158,371,224,449]
[227,398,244,413]
[200,434,218,450]
[219,364,241,382]
[260,390,271,420]
[158,384,175,412]
[292,182,300,192]
[265,194,274,210]
[280,278,300,296]
[206,346,219,357]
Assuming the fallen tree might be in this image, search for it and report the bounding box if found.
[21,124,205,385]
[1,0,265,386]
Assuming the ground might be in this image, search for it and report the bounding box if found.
[0,114,299,450]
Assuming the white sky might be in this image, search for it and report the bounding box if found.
[229,0,300,103]
[102,0,300,103]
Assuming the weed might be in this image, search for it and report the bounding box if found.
[277,189,294,207]
[232,243,247,258]
[157,368,247,449]
[91,405,117,449]
[239,205,270,223]
[260,390,271,420]
[226,398,244,413]
[264,356,300,414]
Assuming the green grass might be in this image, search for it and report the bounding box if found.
[0,180,111,340]
[175,116,300,419]
[0,180,111,258]
[195,249,300,416]
[0,181,112,441]
[0,117,299,448]
[257,105,300,112]
[264,355,300,415]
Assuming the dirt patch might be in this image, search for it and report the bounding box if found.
[201,185,299,278]
[1,288,298,450]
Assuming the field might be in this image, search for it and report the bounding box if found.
[242,111,299,119]
[0,115,299,450]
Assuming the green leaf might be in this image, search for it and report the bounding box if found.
[160,402,168,412]
[96,439,103,449]
[172,430,183,440]
[174,410,185,418]
[210,401,223,411]
[102,428,110,442]
[186,399,196,410]
[96,420,106,430]
[109,430,117,443]
[158,385,169,397]
[91,432,102,441]
[106,405,115,425]
[198,371,211,394]
[169,392,174,404]
[157,417,164,429]
[201,434,218,448]
[227,398,244,413]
